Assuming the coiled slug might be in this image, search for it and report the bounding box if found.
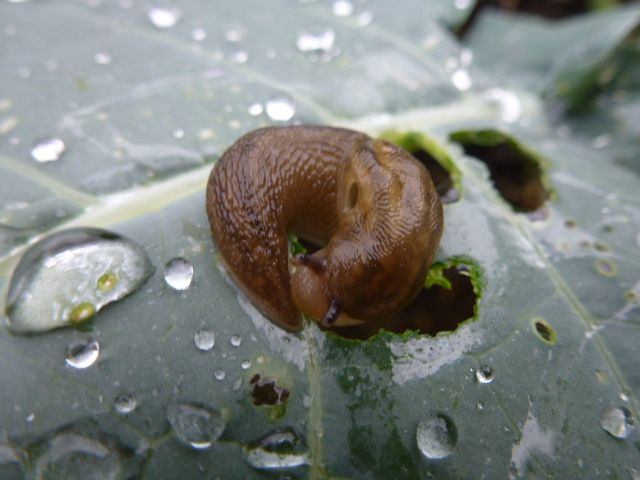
[206,126,443,331]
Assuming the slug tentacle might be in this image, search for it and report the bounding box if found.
[206,126,443,331]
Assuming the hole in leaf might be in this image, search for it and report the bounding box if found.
[250,374,290,407]
[327,258,482,340]
[379,131,462,204]
[450,129,552,214]
[532,317,556,345]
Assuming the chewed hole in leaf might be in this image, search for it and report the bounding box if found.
[379,130,462,204]
[449,129,552,214]
[531,317,557,345]
[327,258,482,340]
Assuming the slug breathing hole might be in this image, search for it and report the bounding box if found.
[329,262,479,340]
[347,182,359,209]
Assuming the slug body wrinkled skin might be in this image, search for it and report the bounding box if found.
[206,126,443,331]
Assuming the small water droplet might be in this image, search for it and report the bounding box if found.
[17,67,31,79]
[296,28,335,61]
[476,366,494,384]
[65,339,99,369]
[265,97,295,122]
[241,360,251,370]
[114,394,137,414]
[601,407,634,439]
[451,69,472,91]
[354,10,373,26]
[229,50,249,64]
[31,137,65,162]
[230,334,242,347]
[332,0,353,17]
[484,88,522,123]
[191,28,206,42]
[416,413,457,459]
[224,23,247,42]
[248,102,263,116]
[93,52,112,65]
[592,134,611,149]
[167,402,226,450]
[6,228,153,333]
[173,128,185,139]
[454,0,472,9]
[214,369,226,381]
[244,428,309,470]
[147,6,181,29]
[26,413,35,422]
[476,402,484,411]
[164,257,193,290]
[194,328,215,351]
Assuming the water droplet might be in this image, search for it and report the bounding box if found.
[191,28,206,42]
[241,360,251,370]
[33,430,124,479]
[265,97,295,122]
[114,394,137,414]
[484,88,522,123]
[354,10,373,26]
[454,0,472,9]
[30,137,65,162]
[167,402,226,450]
[65,339,100,369]
[592,134,612,149]
[6,228,153,334]
[93,52,112,65]
[332,0,353,17]
[475,366,494,384]
[230,50,249,64]
[451,69,472,91]
[147,6,181,29]
[214,369,226,381]
[296,28,335,61]
[173,128,185,139]
[416,413,457,459]
[244,428,309,470]
[224,23,247,42]
[600,407,634,439]
[476,402,484,411]
[248,102,263,116]
[194,328,215,351]
[230,334,242,347]
[164,257,193,290]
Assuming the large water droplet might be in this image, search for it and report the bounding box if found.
[147,6,181,29]
[30,137,65,162]
[601,407,634,439]
[6,228,153,334]
[33,429,129,479]
[416,413,457,459]
[475,366,494,384]
[163,257,193,290]
[166,403,226,450]
[114,394,137,414]
[244,428,309,470]
[65,339,99,369]
[265,97,295,122]
[194,328,215,351]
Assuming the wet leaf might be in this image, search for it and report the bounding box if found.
[1,1,639,478]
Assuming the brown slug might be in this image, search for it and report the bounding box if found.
[206,126,443,331]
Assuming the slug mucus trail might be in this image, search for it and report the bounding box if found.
[206,126,443,332]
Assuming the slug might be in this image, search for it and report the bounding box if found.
[206,126,443,331]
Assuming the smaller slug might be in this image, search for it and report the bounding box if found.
[206,126,443,331]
